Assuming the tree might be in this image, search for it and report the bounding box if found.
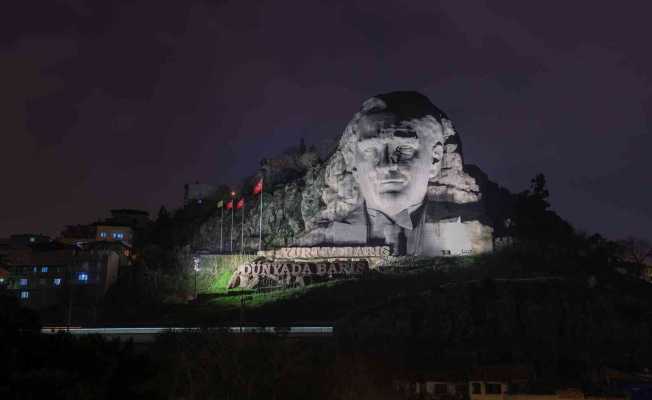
[585,233,624,268]
[0,294,40,336]
[157,205,170,222]
[528,173,550,210]
[510,173,573,249]
[618,237,652,277]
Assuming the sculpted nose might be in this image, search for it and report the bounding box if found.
[381,145,390,165]
[379,145,398,169]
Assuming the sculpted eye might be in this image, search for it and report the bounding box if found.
[362,148,378,159]
[396,146,416,157]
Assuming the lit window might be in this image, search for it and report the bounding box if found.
[112,232,124,240]
[32,266,37,273]
[99,232,107,238]
[19,278,28,286]
[78,272,88,282]
[20,291,29,299]
[41,266,48,273]
[29,237,35,243]
[0,278,5,283]
[53,278,62,286]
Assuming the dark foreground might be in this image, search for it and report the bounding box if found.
[4,243,652,399]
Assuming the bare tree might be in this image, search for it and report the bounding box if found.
[619,237,652,277]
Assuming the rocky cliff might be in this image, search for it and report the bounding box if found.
[190,92,516,252]
[191,148,322,251]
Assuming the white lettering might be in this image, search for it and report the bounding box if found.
[261,246,396,259]
[342,263,352,274]
[316,263,327,275]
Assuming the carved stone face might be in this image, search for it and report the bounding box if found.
[352,110,444,217]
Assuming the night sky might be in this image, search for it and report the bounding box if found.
[2,0,651,242]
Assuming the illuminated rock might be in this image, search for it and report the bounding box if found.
[298,91,493,256]
[192,91,498,257]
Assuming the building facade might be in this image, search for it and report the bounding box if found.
[95,225,133,246]
[3,244,120,310]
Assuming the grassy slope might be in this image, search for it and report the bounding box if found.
[199,254,254,294]
[103,247,652,348]
[155,253,559,324]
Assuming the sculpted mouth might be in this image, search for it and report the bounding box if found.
[379,179,407,193]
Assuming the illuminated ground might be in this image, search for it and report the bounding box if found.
[95,247,652,331]
[150,255,501,325]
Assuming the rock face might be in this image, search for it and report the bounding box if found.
[194,92,505,256]
[297,91,493,256]
[192,149,319,252]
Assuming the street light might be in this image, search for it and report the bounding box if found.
[192,256,201,300]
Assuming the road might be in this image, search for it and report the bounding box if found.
[41,326,334,343]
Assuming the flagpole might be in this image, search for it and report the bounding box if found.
[220,206,224,253]
[230,203,234,253]
[258,184,263,251]
[240,201,245,254]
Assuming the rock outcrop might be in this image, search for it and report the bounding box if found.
[192,92,513,255]
[294,91,495,255]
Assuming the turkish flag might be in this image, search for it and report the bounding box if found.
[226,200,233,209]
[236,198,245,209]
[253,178,263,195]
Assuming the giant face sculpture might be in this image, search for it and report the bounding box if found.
[350,96,445,217]
[299,91,490,255]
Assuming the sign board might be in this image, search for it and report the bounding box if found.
[258,246,390,259]
[228,259,370,290]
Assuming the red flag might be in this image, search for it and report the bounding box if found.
[226,199,233,209]
[236,198,245,209]
[253,178,263,195]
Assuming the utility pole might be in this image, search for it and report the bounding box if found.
[193,256,200,300]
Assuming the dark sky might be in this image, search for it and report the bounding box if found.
[2,0,651,241]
